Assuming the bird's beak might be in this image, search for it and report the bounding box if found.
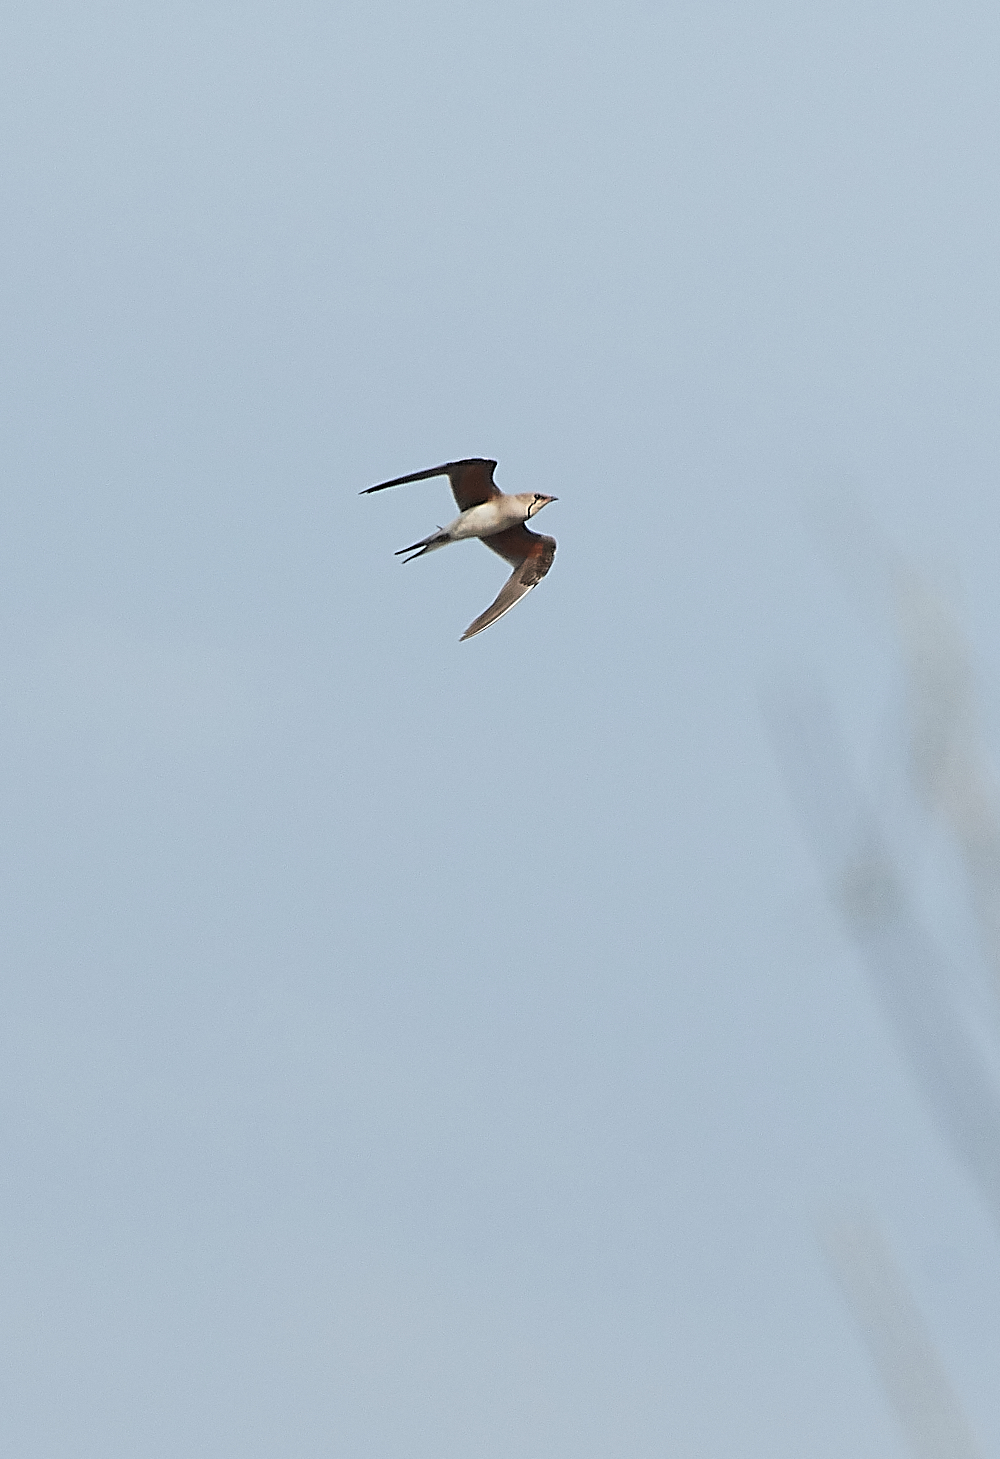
[545,495,558,502]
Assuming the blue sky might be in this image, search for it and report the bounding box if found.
[2,3,1000,1454]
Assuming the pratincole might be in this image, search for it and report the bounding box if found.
[362,458,557,640]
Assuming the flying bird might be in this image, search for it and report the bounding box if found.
[362,458,557,640]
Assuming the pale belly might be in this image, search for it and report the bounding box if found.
[449,500,524,540]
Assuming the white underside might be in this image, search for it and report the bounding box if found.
[447,499,527,540]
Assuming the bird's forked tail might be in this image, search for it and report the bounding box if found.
[395,529,451,562]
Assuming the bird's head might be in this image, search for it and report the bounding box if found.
[525,492,558,518]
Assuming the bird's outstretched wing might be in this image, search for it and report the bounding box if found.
[462,525,557,640]
[362,458,499,511]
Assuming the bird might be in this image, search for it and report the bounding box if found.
[361,458,557,640]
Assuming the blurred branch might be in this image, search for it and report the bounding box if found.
[811,493,1000,1015]
[768,690,1000,1229]
[825,1217,984,1459]
[896,573,1000,1012]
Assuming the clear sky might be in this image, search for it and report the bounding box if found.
[2,2,1000,1454]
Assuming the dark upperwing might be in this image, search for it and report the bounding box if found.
[362,458,500,511]
[460,527,557,640]
[481,524,557,580]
